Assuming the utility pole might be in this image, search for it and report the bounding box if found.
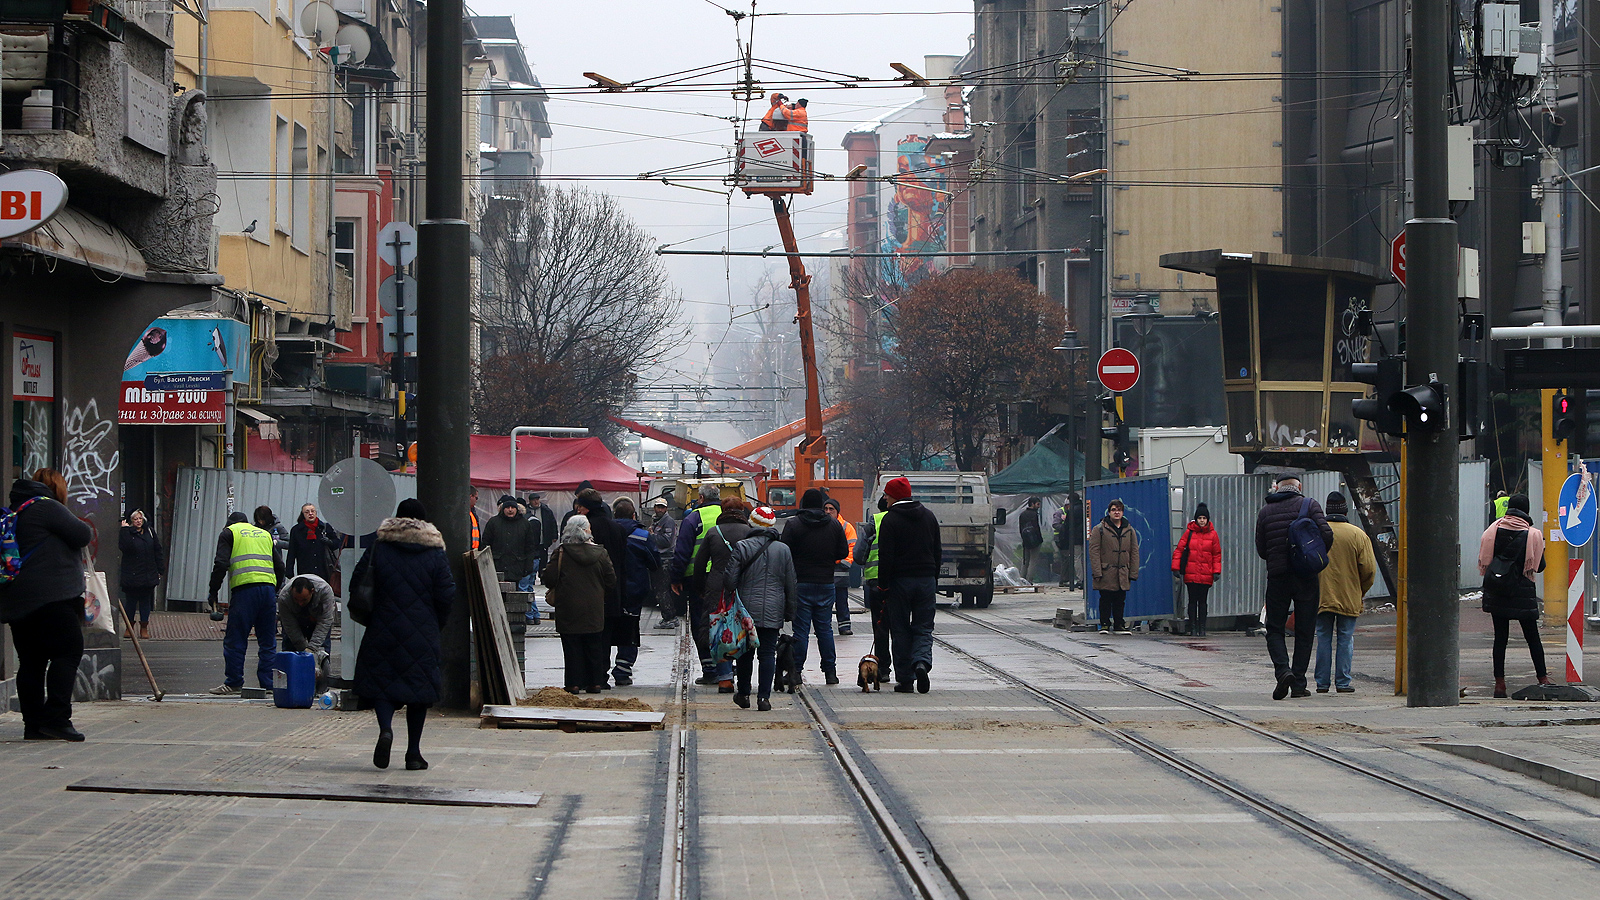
[1403,0,1460,707]
[419,0,473,709]
[1539,0,1570,623]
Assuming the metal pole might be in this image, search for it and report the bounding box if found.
[1538,0,1571,623]
[1402,0,1459,707]
[419,0,473,710]
[223,368,235,516]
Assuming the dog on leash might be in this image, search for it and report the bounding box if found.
[773,633,800,694]
[857,654,880,692]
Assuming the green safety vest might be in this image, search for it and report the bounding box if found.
[862,510,887,581]
[227,522,278,589]
[684,505,724,576]
[1493,496,1510,520]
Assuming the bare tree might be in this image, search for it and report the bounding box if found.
[474,185,682,439]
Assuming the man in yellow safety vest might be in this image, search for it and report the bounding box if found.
[207,511,286,695]
[670,483,727,684]
[853,495,892,684]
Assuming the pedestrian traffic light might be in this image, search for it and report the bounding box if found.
[1391,378,1447,431]
[1351,358,1404,436]
[1553,390,1579,443]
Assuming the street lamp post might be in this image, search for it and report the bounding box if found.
[1055,328,1086,588]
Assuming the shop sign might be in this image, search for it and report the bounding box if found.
[0,170,69,240]
[12,332,54,401]
[118,384,225,424]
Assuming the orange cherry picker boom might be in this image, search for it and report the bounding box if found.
[731,131,864,520]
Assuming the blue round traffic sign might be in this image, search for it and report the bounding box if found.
[1558,471,1598,548]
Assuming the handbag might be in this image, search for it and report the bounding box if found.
[711,591,759,662]
[347,550,375,626]
[81,552,115,635]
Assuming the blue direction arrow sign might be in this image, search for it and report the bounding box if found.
[1558,470,1598,548]
[144,372,227,391]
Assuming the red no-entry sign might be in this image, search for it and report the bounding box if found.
[1097,348,1140,392]
[1390,231,1406,286]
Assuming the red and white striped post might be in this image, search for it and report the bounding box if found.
[1568,558,1586,683]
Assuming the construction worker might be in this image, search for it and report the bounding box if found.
[207,511,286,695]
[670,483,727,685]
[759,92,790,131]
[469,486,482,551]
[787,98,809,132]
[854,495,893,684]
[825,497,856,635]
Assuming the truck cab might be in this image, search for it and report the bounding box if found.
[869,471,1005,608]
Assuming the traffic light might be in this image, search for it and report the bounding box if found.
[1553,390,1579,443]
[1351,358,1404,436]
[1391,378,1447,431]
[1099,394,1132,475]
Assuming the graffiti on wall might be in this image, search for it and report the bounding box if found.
[879,135,948,292]
[63,399,120,507]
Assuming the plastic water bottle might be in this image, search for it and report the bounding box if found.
[314,691,336,710]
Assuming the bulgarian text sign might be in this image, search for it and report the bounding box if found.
[144,372,227,391]
[119,384,226,424]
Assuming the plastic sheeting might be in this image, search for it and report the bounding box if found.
[993,493,1069,584]
[1084,475,1172,624]
[470,434,650,493]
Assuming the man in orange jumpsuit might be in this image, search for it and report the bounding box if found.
[787,98,809,132]
[759,92,790,131]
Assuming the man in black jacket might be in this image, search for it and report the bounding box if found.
[1254,474,1334,700]
[781,488,849,685]
[877,476,942,693]
[482,495,537,591]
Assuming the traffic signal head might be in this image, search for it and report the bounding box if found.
[1390,379,1447,431]
[1351,358,1404,436]
[1553,390,1578,443]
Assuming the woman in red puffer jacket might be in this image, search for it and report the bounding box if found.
[1171,503,1222,636]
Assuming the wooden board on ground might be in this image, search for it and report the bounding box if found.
[67,777,542,808]
[464,547,527,706]
[997,585,1040,594]
[480,704,665,733]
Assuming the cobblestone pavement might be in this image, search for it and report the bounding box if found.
[7,587,1600,899]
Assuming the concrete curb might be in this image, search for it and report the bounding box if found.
[1431,741,1600,799]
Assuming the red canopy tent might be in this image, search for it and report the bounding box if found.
[470,434,648,494]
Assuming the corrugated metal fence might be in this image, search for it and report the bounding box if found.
[167,467,417,606]
[1180,474,1273,619]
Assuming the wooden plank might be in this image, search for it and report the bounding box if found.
[67,777,543,808]
[474,549,527,704]
[480,704,664,731]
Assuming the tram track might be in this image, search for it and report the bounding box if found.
[935,609,1600,893]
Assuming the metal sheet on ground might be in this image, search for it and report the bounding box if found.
[480,705,664,731]
[66,777,543,808]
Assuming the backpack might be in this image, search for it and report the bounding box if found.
[1484,526,1529,592]
[0,497,42,585]
[1286,497,1330,576]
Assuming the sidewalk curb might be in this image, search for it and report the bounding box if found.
[1432,741,1600,799]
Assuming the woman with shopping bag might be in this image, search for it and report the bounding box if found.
[0,468,92,741]
[697,498,753,694]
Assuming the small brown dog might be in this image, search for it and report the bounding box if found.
[857,654,880,692]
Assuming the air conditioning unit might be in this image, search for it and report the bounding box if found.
[399,132,418,159]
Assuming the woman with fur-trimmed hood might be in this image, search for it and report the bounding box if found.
[352,499,455,771]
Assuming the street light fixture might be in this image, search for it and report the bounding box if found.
[1053,329,1085,356]
[1125,294,1162,337]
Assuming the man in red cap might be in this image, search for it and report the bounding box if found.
[875,476,942,693]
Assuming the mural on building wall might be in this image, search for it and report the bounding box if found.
[879,135,947,292]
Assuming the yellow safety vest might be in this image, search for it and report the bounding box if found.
[227,522,278,589]
[685,505,723,576]
[863,511,887,581]
[1493,496,1509,520]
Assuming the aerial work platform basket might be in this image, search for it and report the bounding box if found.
[733,133,814,196]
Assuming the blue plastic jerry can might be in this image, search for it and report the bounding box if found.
[272,651,317,709]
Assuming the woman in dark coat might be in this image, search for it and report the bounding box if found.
[352,498,455,770]
[0,468,92,741]
[288,503,345,588]
[118,509,164,639]
[1477,493,1550,698]
[543,515,617,693]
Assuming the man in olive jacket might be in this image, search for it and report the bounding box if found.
[1314,492,1375,693]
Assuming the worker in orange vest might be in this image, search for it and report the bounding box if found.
[759,92,790,131]
[787,98,809,132]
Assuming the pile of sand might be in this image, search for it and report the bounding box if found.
[518,686,654,712]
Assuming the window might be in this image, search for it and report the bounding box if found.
[1564,145,1581,251]
[340,84,377,176]
[292,123,309,251]
[1014,119,1037,213]
[334,219,357,274]
[480,93,496,147]
[1349,0,1401,95]
[275,117,290,234]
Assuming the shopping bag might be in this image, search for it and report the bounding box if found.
[82,561,116,635]
[711,593,759,662]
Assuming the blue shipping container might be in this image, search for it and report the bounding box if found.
[272,651,316,709]
[1084,475,1173,624]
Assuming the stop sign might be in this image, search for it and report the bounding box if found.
[1097,348,1140,392]
[1390,231,1406,286]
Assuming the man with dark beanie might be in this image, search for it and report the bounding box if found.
[877,476,942,693]
[781,487,849,684]
[1255,474,1333,700]
[1315,491,1375,693]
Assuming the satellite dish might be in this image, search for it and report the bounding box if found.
[335,23,371,64]
[298,1,338,43]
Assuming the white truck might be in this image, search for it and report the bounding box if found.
[869,471,1005,608]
